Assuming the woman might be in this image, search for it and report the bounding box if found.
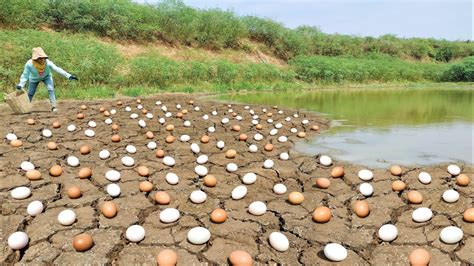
[16,47,78,112]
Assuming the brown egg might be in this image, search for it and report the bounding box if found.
[136,98,142,103]
[456,174,469,186]
[229,250,253,266]
[136,166,149,177]
[99,107,105,113]
[49,165,63,176]
[239,134,248,141]
[80,145,90,155]
[232,125,241,132]
[78,167,92,179]
[117,100,122,106]
[104,110,111,117]
[331,166,344,178]
[409,248,431,266]
[267,112,273,117]
[111,124,119,131]
[101,201,118,218]
[352,200,370,218]
[297,131,306,138]
[203,175,217,187]
[390,165,402,176]
[77,113,85,119]
[156,249,178,266]
[10,139,23,147]
[187,100,194,105]
[52,121,61,128]
[165,135,175,143]
[407,191,423,204]
[47,141,58,150]
[315,178,330,189]
[311,125,319,131]
[141,109,147,114]
[182,109,188,114]
[264,143,273,152]
[67,186,82,199]
[26,170,42,180]
[463,208,474,222]
[392,180,406,192]
[111,134,121,142]
[156,149,165,158]
[155,191,170,205]
[201,135,210,143]
[288,192,304,205]
[255,124,263,130]
[176,112,183,118]
[72,233,94,252]
[139,181,153,192]
[232,112,237,117]
[145,131,154,139]
[312,206,331,223]
[80,104,87,110]
[26,118,35,125]
[166,124,175,131]
[210,208,227,223]
[226,149,237,159]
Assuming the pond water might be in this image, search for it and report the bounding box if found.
[220,88,473,168]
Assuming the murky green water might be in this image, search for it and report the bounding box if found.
[220,88,474,167]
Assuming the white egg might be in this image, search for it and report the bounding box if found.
[358,169,373,181]
[67,156,80,167]
[378,224,398,241]
[231,185,247,200]
[58,209,76,226]
[290,128,297,133]
[165,173,179,185]
[155,101,162,106]
[106,183,121,197]
[21,161,35,171]
[147,141,157,150]
[270,129,278,136]
[121,156,135,166]
[251,120,259,125]
[183,120,191,127]
[191,143,201,154]
[254,133,263,141]
[278,110,283,114]
[236,115,242,121]
[244,106,250,110]
[418,172,432,184]
[159,208,180,223]
[293,113,299,118]
[249,201,267,216]
[202,114,209,120]
[159,118,166,124]
[412,207,433,222]
[359,183,374,196]
[126,225,145,242]
[447,164,461,176]
[212,110,218,116]
[275,123,283,129]
[226,163,238,172]
[190,190,207,203]
[137,104,143,110]
[42,129,52,138]
[6,133,17,140]
[99,149,110,159]
[130,113,138,119]
[187,227,211,245]
[280,152,289,160]
[11,187,31,199]
[248,144,258,153]
[216,140,225,149]
[84,129,95,137]
[442,189,459,203]
[277,136,288,143]
[267,118,273,123]
[125,106,132,111]
[161,106,167,112]
[221,118,229,124]
[176,104,181,109]
[196,155,208,164]
[67,124,76,132]
[285,117,291,122]
[88,121,96,128]
[8,232,29,250]
[138,119,146,128]
[27,200,44,216]
[263,159,274,169]
[110,109,117,115]
[195,165,208,176]
[269,232,289,252]
[146,113,153,119]
[163,156,176,166]
[105,170,121,182]
[208,126,216,133]
[439,226,463,244]
[125,145,137,154]
[324,243,347,262]
[242,173,257,184]
[320,155,332,166]
[262,108,267,113]
[105,118,113,125]
[302,119,309,125]
[273,183,287,194]
[180,135,190,142]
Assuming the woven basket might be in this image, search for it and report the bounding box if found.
[4,90,32,114]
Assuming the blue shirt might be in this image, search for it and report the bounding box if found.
[18,59,71,87]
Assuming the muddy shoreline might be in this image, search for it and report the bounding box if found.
[1,94,472,265]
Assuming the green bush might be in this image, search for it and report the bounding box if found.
[441,56,474,81]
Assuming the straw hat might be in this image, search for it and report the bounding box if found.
[32,47,48,60]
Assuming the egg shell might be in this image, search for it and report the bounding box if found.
[156,249,178,266]
[229,250,253,266]
[105,170,121,182]
[248,201,267,216]
[269,232,289,252]
[378,224,398,241]
[106,184,121,197]
[11,187,31,199]
[126,225,145,242]
[27,200,44,216]
[288,192,304,205]
[26,170,42,180]
[439,226,463,244]
[165,173,179,185]
[358,169,373,181]
[160,208,180,223]
[190,190,207,203]
[273,184,287,194]
[187,227,211,245]
[409,248,431,266]
[155,191,171,205]
[447,164,461,176]
[8,232,29,250]
[324,243,348,262]
[242,173,257,184]
[353,200,370,218]
[232,185,248,200]
[315,178,330,189]
[101,201,118,218]
[319,155,332,166]
[412,207,433,222]
[442,189,459,203]
[72,233,94,252]
[58,209,76,225]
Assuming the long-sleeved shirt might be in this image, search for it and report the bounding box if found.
[18,59,71,88]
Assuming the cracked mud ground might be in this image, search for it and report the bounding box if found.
[1,93,472,265]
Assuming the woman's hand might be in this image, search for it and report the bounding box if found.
[69,75,78,81]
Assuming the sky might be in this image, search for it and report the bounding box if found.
[136,0,473,41]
